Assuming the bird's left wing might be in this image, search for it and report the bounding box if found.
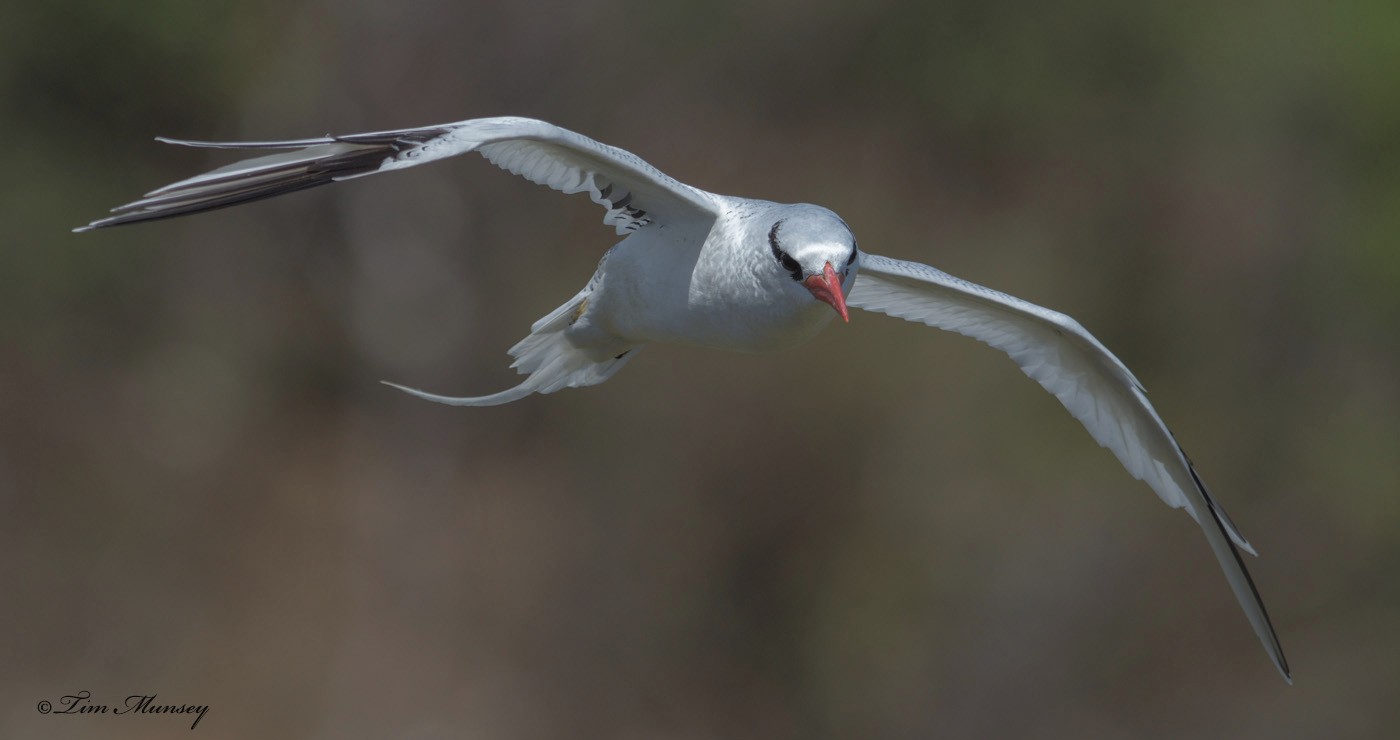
[847,253,1290,682]
[76,117,719,234]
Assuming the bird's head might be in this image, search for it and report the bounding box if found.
[766,206,860,322]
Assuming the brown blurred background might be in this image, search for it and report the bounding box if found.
[4,1,1398,738]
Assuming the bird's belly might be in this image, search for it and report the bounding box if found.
[579,224,834,352]
[588,267,833,352]
[615,297,833,352]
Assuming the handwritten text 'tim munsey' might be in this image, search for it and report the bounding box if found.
[40,691,208,729]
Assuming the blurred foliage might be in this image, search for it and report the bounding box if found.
[3,1,1399,738]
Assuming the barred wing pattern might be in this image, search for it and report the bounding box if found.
[76,117,719,234]
[847,253,1290,682]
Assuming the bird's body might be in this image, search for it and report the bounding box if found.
[78,116,1290,682]
[581,201,844,353]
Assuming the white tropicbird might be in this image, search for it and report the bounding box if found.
[77,116,1289,682]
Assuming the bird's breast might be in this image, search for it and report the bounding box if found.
[584,226,834,352]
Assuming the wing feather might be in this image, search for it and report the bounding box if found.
[76,117,716,233]
[848,253,1290,682]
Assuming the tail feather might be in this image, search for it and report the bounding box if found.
[380,379,541,407]
[384,293,636,407]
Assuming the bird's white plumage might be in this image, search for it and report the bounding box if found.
[77,117,719,234]
[76,115,1290,683]
[847,254,1244,546]
[845,255,1288,683]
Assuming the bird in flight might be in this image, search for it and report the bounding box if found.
[77,116,1290,682]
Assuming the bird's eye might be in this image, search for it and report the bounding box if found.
[767,219,803,281]
[846,246,858,266]
[778,252,802,279]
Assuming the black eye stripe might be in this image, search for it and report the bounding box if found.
[768,219,803,281]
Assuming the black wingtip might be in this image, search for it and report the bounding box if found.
[1205,498,1293,684]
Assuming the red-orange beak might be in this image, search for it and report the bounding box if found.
[803,261,849,323]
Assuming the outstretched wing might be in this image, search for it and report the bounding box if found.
[847,252,1291,683]
[75,117,719,234]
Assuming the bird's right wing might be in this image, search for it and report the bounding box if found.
[847,252,1290,683]
[76,117,720,234]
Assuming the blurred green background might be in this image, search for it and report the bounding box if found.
[4,1,1398,738]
